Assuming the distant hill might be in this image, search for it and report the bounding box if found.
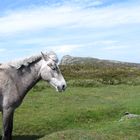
[59,55,140,86]
[60,55,140,68]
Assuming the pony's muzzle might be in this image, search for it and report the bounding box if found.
[57,84,67,92]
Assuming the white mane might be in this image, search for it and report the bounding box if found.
[8,51,58,69]
[9,54,42,69]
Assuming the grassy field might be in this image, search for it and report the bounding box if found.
[0,83,139,140]
[60,65,140,86]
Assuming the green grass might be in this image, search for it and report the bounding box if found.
[60,65,140,86]
[0,84,140,140]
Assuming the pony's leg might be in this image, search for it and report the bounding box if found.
[2,108,14,140]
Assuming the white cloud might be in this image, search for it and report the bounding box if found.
[103,45,130,51]
[67,0,103,7]
[0,2,140,36]
[92,40,118,46]
[0,48,6,52]
[16,37,48,45]
[46,44,82,54]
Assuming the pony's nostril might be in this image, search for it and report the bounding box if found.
[62,85,66,90]
[56,84,66,92]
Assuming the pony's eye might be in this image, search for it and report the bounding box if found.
[47,63,57,71]
[51,66,56,70]
[51,65,58,71]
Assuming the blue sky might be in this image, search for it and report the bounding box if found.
[0,0,140,63]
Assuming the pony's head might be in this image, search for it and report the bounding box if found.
[40,52,66,92]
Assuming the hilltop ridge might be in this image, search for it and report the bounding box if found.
[60,55,140,68]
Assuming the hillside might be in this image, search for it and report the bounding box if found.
[60,55,140,68]
[60,55,140,86]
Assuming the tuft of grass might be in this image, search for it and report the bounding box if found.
[39,130,108,140]
[39,117,140,140]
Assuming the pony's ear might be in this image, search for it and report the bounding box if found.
[41,52,48,60]
[41,52,45,60]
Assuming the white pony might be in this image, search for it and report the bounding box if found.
[0,51,66,140]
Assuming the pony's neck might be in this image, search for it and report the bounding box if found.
[19,59,42,96]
